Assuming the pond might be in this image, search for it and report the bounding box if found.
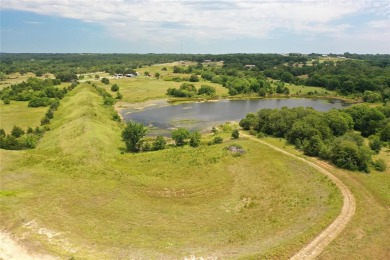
[120,98,348,135]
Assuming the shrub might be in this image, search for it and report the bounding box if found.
[45,109,54,119]
[143,142,151,151]
[189,131,201,147]
[232,129,240,139]
[189,74,199,82]
[103,96,115,105]
[373,159,386,172]
[213,136,223,144]
[28,97,51,107]
[172,128,190,146]
[3,99,10,105]
[153,136,166,151]
[112,114,121,122]
[11,125,25,138]
[197,85,216,96]
[101,77,110,84]
[41,116,50,126]
[369,135,382,154]
[50,100,60,110]
[111,84,119,92]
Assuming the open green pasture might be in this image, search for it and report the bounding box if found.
[0,101,47,133]
[0,83,342,259]
[99,76,228,103]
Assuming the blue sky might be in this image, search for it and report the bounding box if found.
[1,0,389,54]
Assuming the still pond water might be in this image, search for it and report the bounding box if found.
[121,98,348,135]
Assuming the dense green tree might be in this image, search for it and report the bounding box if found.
[360,108,385,137]
[280,72,294,83]
[55,72,77,82]
[122,122,147,152]
[172,128,190,146]
[239,113,259,131]
[325,110,353,136]
[303,135,324,156]
[362,91,382,103]
[331,139,371,172]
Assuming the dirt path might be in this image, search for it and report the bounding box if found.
[241,134,356,259]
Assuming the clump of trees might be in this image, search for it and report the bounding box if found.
[121,122,167,152]
[0,77,72,107]
[240,104,389,172]
[0,81,77,151]
[0,125,45,150]
[167,83,216,98]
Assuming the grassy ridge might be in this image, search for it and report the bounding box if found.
[0,83,342,259]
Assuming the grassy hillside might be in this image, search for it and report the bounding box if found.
[0,83,342,259]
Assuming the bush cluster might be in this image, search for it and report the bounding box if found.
[0,126,45,150]
[240,104,389,172]
[0,77,72,107]
[167,83,215,98]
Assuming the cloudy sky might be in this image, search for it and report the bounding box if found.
[1,0,389,54]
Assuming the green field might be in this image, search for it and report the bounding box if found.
[262,137,390,259]
[0,83,343,258]
[0,101,47,133]
[98,76,228,103]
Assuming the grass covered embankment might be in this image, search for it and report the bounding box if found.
[0,83,342,259]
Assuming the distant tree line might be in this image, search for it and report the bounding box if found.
[1,53,388,100]
[240,104,389,172]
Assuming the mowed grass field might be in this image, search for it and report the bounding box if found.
[0,83,343,259]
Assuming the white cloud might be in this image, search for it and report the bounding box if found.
[2,0,389,46]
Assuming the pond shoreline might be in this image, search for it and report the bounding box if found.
[117,96,350,136]
[115,95,356,120]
